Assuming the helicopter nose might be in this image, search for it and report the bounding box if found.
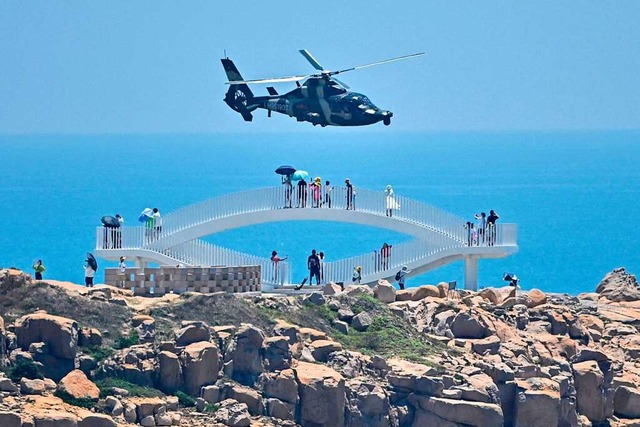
[380,110,392,126]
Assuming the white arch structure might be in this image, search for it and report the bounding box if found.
[94,186,518,291]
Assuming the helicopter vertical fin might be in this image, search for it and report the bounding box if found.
[221,58,254,121]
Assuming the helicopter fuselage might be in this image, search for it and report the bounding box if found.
[245,77,392,127]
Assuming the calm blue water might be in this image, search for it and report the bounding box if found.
[0,131,638,294]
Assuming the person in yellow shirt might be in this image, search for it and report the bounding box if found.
[32,260,45,280]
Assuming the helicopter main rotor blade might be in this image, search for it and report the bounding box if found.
[331,52,425,76]
[226,74,310,85]
[299,49,324,71]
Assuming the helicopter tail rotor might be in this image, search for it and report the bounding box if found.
[222,58,256,121]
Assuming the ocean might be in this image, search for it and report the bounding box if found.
[0,131,638,294]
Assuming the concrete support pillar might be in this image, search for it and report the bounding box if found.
[134,257,148,269]
[464,256,478,291]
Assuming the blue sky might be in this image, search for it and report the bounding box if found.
[1,2,638,134]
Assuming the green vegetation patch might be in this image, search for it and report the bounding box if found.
[85,345,115,362]
[54,389,96,409]
[95,377,164,399]
[113,330,139,349]
[175,390,196,407]
[6,358,43,382]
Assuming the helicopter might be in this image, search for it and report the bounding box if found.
[221,50,424,127]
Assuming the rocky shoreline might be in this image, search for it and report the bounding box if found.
[0,267,639,426]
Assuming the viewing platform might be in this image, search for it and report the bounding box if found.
[95,186,518,291]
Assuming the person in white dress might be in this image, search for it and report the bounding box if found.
[385,185,400,217]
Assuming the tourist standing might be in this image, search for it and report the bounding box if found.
[381,243,391,269]
[464,222,475,246]
[32,260,45,280]
[84,261,96,288]
[297,178,307,208]
[474,212,486,245]
[113,214,124,248]
[118,256,127,287]
[352,266,362,284]
[385,185,399,217]
[283,175,293,208]
[152,208,162,239]
[396,266,410,290]
[345,178,355,210]
[270,250,288,283]
[324,180,333,208]
[487,210,499,246]
[307,249,321,285]
[312,177,322,207]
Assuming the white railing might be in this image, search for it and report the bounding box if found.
[94,186,517,287]
[323,233,460,284]
[149,186,469,244]
[163,240,291,287]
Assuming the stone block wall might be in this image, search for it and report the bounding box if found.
[104,266,261,296]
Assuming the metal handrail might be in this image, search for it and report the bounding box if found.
[95,186,517,286]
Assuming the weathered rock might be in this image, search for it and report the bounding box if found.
[0,377,19,392]
[32,411,78,427]
[77,328,102,347]
[262,369,299,404]
[214,398,251,427]
[412,285,440,301]
[174,323,210,347]
[471,335,501,355]
[338,308,355,322]
[225,384,264,416]
[334,319,349,334]
[158,350,182,393]
[20,378,47,395]
[595,268,640,302]
[295,361,346,427]
[573,360,614,423]
[322,282,343,296]
[15,312,78,359]
[105,396,124,416]
[408,395,503,427]
[527,289,547,308]
[77,413,117,427]
[352,312,373,332]
[614,386,640,419]
[395,289,415,301]
[0,412,21,427]
[273,319,298,344]
[224,324,264,384]
[57,369,100,400]
[304,292,326,305]
[132,315,156,343]
[262,336,291,371]
[374,280,396,303]
[450,311,489,339]
[514,380,560,427]
[180,341,219,395]
[310,339,344,362]
[201,385,220,404]
[265,397,295,420]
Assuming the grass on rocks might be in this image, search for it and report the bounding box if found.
[95,377,164,398]
[259,293,443,364]
[0,280,133,345]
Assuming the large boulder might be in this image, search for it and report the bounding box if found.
[374,280,396,303]
[572,360,614,423]
[214,399,251,427]
[352,312,373,332]
[180,341,219,395]
[15,312,78,359]
[526,289,547,308]
[408,395,503,427]
[262,369,299,404]
[262,336,292,371]
[595,268,640,302]
[174,322,210,347]
[158,350,183,393]
[514,380,560,427]
[450,312,490,339]
[224,324,265,384]
[58,369,100,400]
[295,361,346,427]
[412,285,440,301]
[614,386,640,419]
[310,340,343,362]
[0,412,21,427]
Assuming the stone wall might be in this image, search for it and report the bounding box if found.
[104,266,261,296]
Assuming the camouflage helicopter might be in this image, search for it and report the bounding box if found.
[221,50,424,127]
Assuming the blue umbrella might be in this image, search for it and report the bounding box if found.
[275,165,296,176]
[138,208,153,222]
[291,170,309,181]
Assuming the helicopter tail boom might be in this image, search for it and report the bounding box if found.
[221,58,255,122]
